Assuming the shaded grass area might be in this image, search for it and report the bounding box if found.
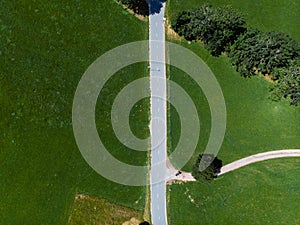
[168,158,300,225]
[68,194,143,225]
[0,0,148,224]
[166,0,300,41]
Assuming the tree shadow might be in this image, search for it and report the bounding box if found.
[147,0,167,15]
[118,0,166,16]
[213,157,223,177]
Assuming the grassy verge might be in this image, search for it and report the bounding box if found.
[0,0,148,224]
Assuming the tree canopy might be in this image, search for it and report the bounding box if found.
[170,3,300,106]
[171,4,246,55]
[118,0,149,16]
[192,154,222,183]
[270,61,300,106]
[229,29,300,77]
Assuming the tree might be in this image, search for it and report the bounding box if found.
[229,29,300,77]
[171,4,246,55]
[118,0,149,16]
[171,11,194,40]
[270,61,300,106]
[192,154,222,182]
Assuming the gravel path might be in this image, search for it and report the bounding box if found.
[218,149,300,175]
[167,149,300,182]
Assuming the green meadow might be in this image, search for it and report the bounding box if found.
[0,0,149,224]
[166,0,300,169]
[166,0,300,224]
[168,158,300,225]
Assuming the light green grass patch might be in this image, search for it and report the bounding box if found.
[169,158,300,225]
[68,194,143,225]
[167,41,300,170]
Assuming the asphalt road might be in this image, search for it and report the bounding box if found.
[149,3,168,225]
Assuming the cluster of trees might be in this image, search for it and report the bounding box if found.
[171,4,246,56]
[192,154,222,183]
[229,29,300,77]
[171,4,300,106]
[270,62,300,105]
[229,29,300,105]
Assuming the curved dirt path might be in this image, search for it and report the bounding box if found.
[167,149,300,182]
[218,149,300,175]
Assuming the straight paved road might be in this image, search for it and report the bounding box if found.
[149,3,168,225]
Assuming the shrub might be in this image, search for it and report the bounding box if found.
[270,61,300,105]
[230,29,300,77]
[192,154,222,183]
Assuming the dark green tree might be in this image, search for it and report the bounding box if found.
[270,61,300,105]
[192,154,222,183]
[118,0,149,16]
[171,4,246,55]
[171,11,193,39]
[229,29,300,77]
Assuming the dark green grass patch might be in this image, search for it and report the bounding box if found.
[0,0,148,224]
[96,63,150,166]
[169,158,300,225]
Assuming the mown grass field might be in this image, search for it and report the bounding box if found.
[0,0,149,224]
[168,158,300,225]
[166,0,300,224]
